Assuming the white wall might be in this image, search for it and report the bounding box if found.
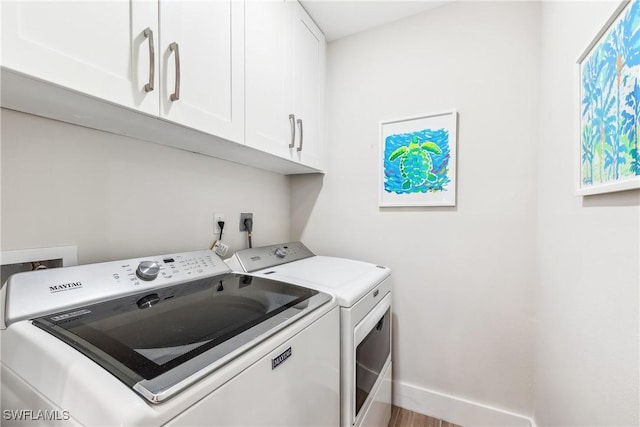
[1,109,290,263]
[3,2,638,425]
[291,1,541,425]
[536,2,640,426]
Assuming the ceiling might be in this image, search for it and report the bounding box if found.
[299,1,448,42]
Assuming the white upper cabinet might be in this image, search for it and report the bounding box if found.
[159,1,244,143]
[1,1,159,116]
[245,0,326,170]
[1,0,323,174]
[245,0,292,159]
[1,0,244,143]
[291,1,325,169]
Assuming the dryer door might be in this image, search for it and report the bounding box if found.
[353,293,391,424]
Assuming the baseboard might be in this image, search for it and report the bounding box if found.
[393,381,536,427]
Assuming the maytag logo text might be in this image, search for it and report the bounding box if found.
[49,282,83,293]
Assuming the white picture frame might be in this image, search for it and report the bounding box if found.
[576,0,640,195]
[379,110,457,207]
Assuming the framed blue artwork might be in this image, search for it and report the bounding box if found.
[577,0,640,195]
[379,110,457,207]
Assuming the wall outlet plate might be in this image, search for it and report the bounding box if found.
[239,213,253,231]
[214,213,225,235]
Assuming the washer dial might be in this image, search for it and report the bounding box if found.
[136,261,160,281]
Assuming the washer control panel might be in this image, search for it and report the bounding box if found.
[3,250,230,327]
[113,252,221,287]
[232,242,315,273]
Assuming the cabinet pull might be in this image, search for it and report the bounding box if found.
[169,42,181,101]
[296,119,303,152]
[143,28,155,92]
[289,114,296,148]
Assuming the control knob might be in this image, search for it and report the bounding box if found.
[274,247,288,259]
[136,260,160,281]
[137,293,160,309]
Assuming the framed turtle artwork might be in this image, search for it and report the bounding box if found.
[379,110,457,207]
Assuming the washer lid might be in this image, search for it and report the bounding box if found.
[31,272,332,403]
[256,256,390,307]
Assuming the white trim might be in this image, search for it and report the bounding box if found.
[576,176,640,196]
[393,381,536,427]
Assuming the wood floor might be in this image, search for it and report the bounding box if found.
[389,406,462,427]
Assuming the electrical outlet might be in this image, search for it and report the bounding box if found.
[214,213,225,235]
[239,213,253,231]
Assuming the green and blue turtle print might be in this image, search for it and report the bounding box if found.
[384,128,450,194]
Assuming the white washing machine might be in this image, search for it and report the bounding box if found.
[1,249,340,426]
[226,242,392,427]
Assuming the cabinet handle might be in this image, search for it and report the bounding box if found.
[143,28,155,92]
[289,114,296,148]
[169,42,181,101]
[296,119,303,152]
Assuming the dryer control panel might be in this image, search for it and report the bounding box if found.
[230,242,315,273]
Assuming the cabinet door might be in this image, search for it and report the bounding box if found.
[159,0,244,144]
[245,0,293,158]
[291,1,325,170]
[1,1,159,116]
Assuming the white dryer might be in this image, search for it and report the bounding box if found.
[1,249,340,426]
[227,242,392,427]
